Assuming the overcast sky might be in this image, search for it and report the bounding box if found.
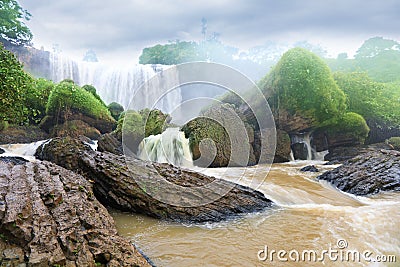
[18,0,400,64]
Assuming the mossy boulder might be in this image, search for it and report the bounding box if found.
[182,104,255,167]
[44,81,115,133]
[387,137,400,151]
[317,112,370,148]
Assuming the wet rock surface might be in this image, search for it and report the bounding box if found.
[0,159,152,266]
[0,126,49,145]
[300,165,319,172]
[97,132,123,155]
[324,143,394,163]
[318,149,400,195]
[36,137,274,223]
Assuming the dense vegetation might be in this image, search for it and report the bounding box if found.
[261,48,346,126]
[0,0,32,46]
[0,43,33,124]
[46,81,113,121]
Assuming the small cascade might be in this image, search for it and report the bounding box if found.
[137,128,193,167]
[290,132,312,160]
[0,139,50,161]
[48,53,182,112]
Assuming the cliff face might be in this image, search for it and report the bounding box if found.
[2,41,51,79]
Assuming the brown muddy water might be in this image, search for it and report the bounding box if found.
[111,161,400,267]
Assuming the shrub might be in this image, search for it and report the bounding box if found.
[319,112,370,143]
[46,81,112,121]
[82,84,106,107]
[0,43,33,124]
[108,102,124,120]
[25,78,55,123]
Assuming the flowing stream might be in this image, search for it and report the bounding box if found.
[111,161,400,267]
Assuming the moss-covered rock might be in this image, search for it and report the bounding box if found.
[139,108,170,137]
[44,81,115,133]
[182,104,255,167]
[387,137,400,151]
[318,112,370,148]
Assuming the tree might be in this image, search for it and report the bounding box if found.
[355,37,399,59]
[0,0,32,46]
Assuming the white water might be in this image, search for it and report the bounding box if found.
[0,140,50,161]
[113,161,400,267]
[137,128,193,167]
[49,53,182,112]
[291,132,328,161]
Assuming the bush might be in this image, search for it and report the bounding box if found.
[0,43,34,124]
[108,102,124,120]
[25,78,55,123]
[46,81,112,121]
[319,112,370,143]
[387,137,400,150]
[82,84,106,107]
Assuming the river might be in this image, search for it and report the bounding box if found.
[111,161,400,267]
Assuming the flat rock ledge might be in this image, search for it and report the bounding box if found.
[0,157,152,267]
[35,137,274,223]
[318,149,400,195]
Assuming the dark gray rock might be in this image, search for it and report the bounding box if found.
[0,156,29,165]
[291,142,309,160]
[318,149,400,195]
[0,148,4,154]
[35,137,274,223]
[300,165,319,172]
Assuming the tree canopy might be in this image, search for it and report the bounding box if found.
[0,0,32,46]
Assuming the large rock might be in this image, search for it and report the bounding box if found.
[366,118,400,144]
[50,120,101,140]
[0,157,152,266]
[0,125,49,145]
[35,137,273,223]
[325,143,393,163]
[318,149,400,195]
[182,104,256,167]
[254,129,290,163]
[97,132,123,155]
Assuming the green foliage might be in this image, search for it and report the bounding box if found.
[25,78,55,123]
[0,43,33,124]
[139,41,201,65]
[107,102,124,120]
[387,137,400,150]
[46,81,112,121]
[327,37,400,83]
[0,0,32,46]
[82,84,106,107]
[263,47,346,125]
[319,112,370,143]
[334,72,400,125]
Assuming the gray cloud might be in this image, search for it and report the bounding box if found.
[18,0,400,62]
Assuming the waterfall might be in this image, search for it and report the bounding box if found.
[290,132,328,161]
[137,128,193,167]
[49,53,181,112]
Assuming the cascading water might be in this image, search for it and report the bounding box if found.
[0,140,51,161]
[49,53,181,112]
[137,128,193,167]
[290,132,328,161]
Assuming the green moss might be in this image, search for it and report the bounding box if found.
[319,112,370,143]
[46,81,113,121]
[387,137,400,150]
[26,78,55,123]
[82,84,107,107]
[263,47,347,126]
[139,108,170,137]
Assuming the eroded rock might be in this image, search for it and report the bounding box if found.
[0,158,152,266]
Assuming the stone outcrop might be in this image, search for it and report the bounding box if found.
[50,120,101,140]
[0,126,48,145]
[97,132,123,155]
[318,149,400,195]
[324,143,393,163]
[0,157,152,266]
[35,137,274,223]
